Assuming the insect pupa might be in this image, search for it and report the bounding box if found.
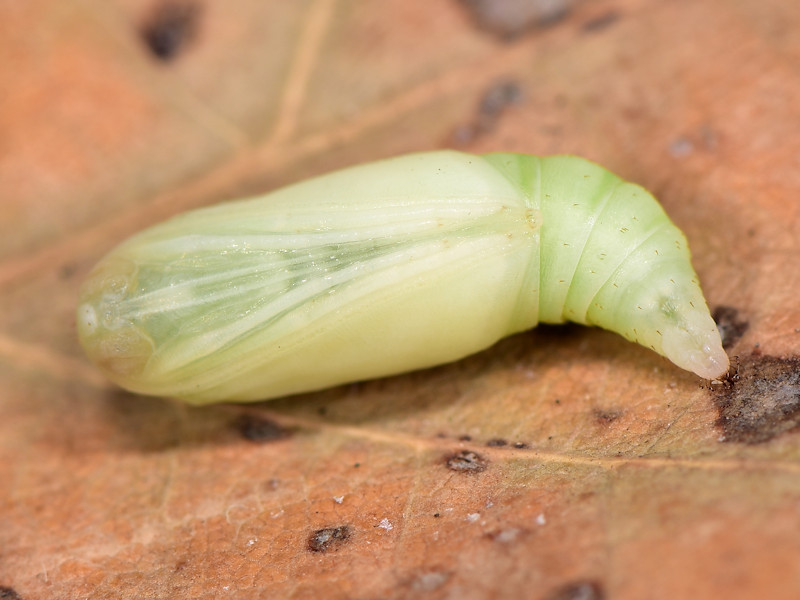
[77,151,729,403]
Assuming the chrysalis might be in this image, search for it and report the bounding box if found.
[77,151,729,404]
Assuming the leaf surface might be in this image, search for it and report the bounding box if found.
[2,1,800,598]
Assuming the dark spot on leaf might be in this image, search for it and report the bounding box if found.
[59,262,78,280]
[173,559,188,572]
[445,450,488,473]
[592,408,622,424]
[458,0,575,40]
[545,581,606,600]
[236,415,291,443]
[140,1,201,61]
[0,587,23,600]
[452,79,523,145]
[581,11,620,33]
[712,306,749,349]
[480,80,523,117]
[307,525,352,553]
[486,438,508,447]
[712,355,800,443]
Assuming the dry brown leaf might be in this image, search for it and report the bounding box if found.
[2,0,800,598]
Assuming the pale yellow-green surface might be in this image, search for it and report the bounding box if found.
[77,152,726,403]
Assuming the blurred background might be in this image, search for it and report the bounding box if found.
[1,1,799,598]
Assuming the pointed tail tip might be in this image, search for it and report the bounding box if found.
[689,342,730,380]
[661,312,730,380]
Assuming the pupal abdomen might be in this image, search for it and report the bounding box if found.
[485,153,728,380]
[77,151,728,404]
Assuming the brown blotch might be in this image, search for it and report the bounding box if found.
[0,587,23,600]
[592,408,622,424]
[140,1,202,61]
[307,525,352,553]
[486,438,508,447]
[458,0,574,40]
[712,355,800,443]
[712,306,749,349]
[445,450,488,473]
[236,415,291,443]
[545,581,606,600]
[581,11,620,33]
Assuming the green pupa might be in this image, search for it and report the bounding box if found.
[77,151,729,403]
